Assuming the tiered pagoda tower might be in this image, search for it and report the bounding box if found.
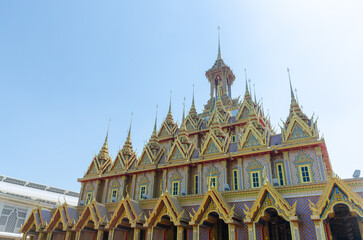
[21,40,363,240]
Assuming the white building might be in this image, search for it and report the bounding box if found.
[0,175,79,240]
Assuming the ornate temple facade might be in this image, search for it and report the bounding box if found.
[21,43,363,240]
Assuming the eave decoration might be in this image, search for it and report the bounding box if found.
[73,201,110,231]
[143,191,190,227]
[44,203,78,232]
[308,173,363,220]
[20,206,52,234]
[106,194,145,230]
[243,179,298,224]
[189,187,241,226]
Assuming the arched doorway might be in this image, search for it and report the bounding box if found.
[326,204,362,240]
[258,208,292,240]
[113,218,134,240]
[153,215,177,240]
[201,212,229,240]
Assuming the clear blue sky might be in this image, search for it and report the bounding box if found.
[1,0,362,192]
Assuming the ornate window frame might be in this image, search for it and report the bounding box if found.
[275,162,286,186]
[85,191,93,204]
[250,170,261,189]
[298,164,312,183]
[171,181,180,196]
[139,185,147,199]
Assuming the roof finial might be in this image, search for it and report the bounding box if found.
[169,90,172,114]
[192,84,195,107]
[248,78,252,96]
[287,67,296,100]
[217,26,221,60]
[128,113,133,138]
[153,105,158,134]
[182,97,186,123]
[105,118,111,143]
[244,68,249,93]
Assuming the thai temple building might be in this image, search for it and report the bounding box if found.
[21,39,363,240]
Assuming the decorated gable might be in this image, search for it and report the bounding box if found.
[170,147,184,161]
[205,140,220,154]
[289,123,309,141]
[244,132,261,148]
[140,152,152,165]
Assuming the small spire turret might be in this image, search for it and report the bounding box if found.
[166,91,174,123]
[217,26,221,60]
[98,123,111,162]
[122,113,133,156]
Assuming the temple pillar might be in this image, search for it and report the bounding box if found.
[108,229,114,240]
[222,160,227,191]
[246,223,254,240]
[290,220,300,240]
[193,225,199,240]
[315,146,327,181]
[177,226,184,240]
[96,230,104,240]
[265,154,272,182]
[46,232,52,240]
[197,165,202,194]
[228,224,236,240]
[102,179,110,203]
[237,158,243,190]
[184,166,190,195]
[120,175,127,198]
[150,171,156,199]
[75,231,81,240]
[162,169,167,192]
[21,233,27,240]
[283,151,292,185]
[133,228,141,240]
[38,233,47,240]
[311,218,327,240]
[65,231,72,240]
[131,174,136,199]
[146,227,153,240]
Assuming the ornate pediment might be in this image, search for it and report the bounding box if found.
[110,151,137,171]
[44,204,78,232]
[243,181,297,223]
[158,120,178,138]
[200,132,230,156]
[308,175,363,220]
[73,201,110,230]
[282,111,318,143]
[85,156,111,176]
[144,191,190,227]
[238,121,269,150]
[106,195,145,229]
[189,188,240,225]
[137,147,164,167]
[207,109,230,127]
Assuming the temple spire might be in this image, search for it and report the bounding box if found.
[217,26,221,60]
[98,120,111,161]
[287,68,296,101]
[153,105,158,135]
[122,113,133,155]
[166,91,174,123]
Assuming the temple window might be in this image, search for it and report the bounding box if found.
[276,163,286,186]
[299,164,312,183]
[194,174,199,194]
[232,169,239,190]
[208,176,218,189]
[85,191,93,204]
[139,185,147,199]
[250,171,261,188]
[231,134,236,143]
[110,188,118,203]
[171,181,180,196]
